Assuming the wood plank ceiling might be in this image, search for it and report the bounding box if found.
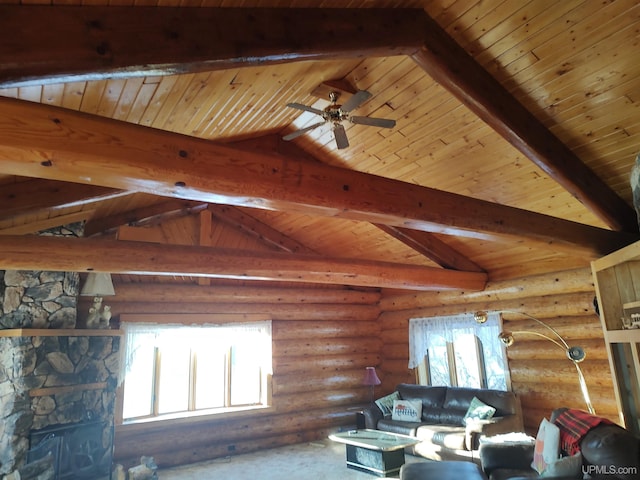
[0,0,639,290]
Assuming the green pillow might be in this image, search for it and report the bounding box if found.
[375,391,400,416]
[463,396,496,425]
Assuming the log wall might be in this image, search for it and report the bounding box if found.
[378,267,617,432]
[110,283,381,468]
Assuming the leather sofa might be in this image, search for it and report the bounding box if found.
[360,383,524,464]
[479,408,640,480]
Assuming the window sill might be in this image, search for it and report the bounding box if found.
[116,404,274,433]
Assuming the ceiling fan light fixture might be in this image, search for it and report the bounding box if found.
[283,90,395,149]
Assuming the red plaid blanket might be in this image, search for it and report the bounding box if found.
[553,409,612,455]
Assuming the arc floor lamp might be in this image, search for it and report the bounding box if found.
[474,310,595,414]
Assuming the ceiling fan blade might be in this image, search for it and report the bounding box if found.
[286,102,325,117]
[340,90,372,113]
[349,116,396,129]
[333,123,349,149]
[282,121,326,141]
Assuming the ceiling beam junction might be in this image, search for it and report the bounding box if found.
[0,6,633,233]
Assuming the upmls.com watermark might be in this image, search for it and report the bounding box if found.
[583,464,638,476]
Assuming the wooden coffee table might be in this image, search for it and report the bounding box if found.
[329,429,420,477]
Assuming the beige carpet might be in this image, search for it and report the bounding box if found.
[158,439,425,479]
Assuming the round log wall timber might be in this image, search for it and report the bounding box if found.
[378,267,617,432]
[112,283,381,469]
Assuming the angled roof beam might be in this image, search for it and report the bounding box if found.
[0,6,424,87]
[0,178,127,219]
[0,235,487,291]
[208,204,317,255]
[374,224,485,273]
[0,97,635,258]
[410,15,637,233]
[0,211,95,236]
[84,199,207,237]
[231,134,481,268]
[0,6,629,233]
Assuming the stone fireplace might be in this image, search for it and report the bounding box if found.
[0,224,120,479]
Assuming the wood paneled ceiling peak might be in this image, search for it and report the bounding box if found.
[1,2,639,289]
[0,5,633,233]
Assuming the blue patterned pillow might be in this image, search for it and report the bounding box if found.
[374,391,400,416]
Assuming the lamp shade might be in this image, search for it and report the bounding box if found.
[80,273,115,297]
[363,366,381,386]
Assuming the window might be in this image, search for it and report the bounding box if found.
[121,319,272,422]
[409,312,508,390]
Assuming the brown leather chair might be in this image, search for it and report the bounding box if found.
[479,409,640,480]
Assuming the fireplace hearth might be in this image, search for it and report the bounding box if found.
[28,420,113,480]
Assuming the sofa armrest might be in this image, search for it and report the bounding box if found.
[360,404,384,429]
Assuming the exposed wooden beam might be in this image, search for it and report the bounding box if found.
[0,7,425,88]
[0,6,631,236]
[83,199,207,237]
[0,235,487,291]
[0,178,127,219]
[208,204,317,255]
[232,134,480,267]
[0,7,630,234]
[374,224,485,273]
[410,15,637,233]
[0,210,95,236]
[107,283,381,304]
[0,97,635,257]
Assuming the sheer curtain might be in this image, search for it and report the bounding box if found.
[119,320,272,385]
[408,312,506,389]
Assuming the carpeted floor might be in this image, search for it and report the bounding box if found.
[158,439,425,479]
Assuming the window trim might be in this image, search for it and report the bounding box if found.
[116,314,272,426]
[409,312,511,391]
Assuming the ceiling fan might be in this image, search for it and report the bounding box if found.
[283,90,396,149]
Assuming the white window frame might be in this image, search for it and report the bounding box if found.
[409,312,510,391]
[118,314,272,424]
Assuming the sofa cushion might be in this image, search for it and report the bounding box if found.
[392,399,422,422]
[443,387,515,416]
[416,424,467,450]
[541,452,582,478]
[397,384,447,409]
[421,407,444,423]
[438,409,467,426]
[377,418,421,436]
